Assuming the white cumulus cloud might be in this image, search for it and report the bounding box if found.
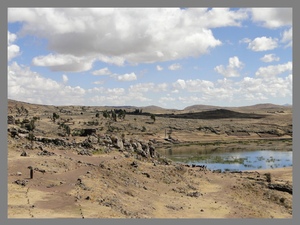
[155,83,169,92]
[239,75,292,100]
[214,56,244,77]
[240,38,251,44]
[8,31,21,61]
[250,8,292,28]
[281,27,292,47]
[8,62,86,105]
[260,54,280,63]
[62,74,68,83]
[169,63,182,71]
[32,54,95,72]
[159,96,176,106]
[247,36,278,51]
[93,80,105,85]
[156,65,163,71]
[129,83,155,93]
[92,67,112,76]
[117,72,137,82]
[7,8,250,67]
[8,31,17,45]
[173,79,186,90]
[88,87,152,106]
[255,62,292,77]
[169,75,292,106]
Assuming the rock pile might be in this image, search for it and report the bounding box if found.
[8,126,29,138]
[37,150,56,156]
[20,151,28,157]
[78,134,158,159]
[14,179,28,186]
[9,125,159,160]
[78,149,93,156]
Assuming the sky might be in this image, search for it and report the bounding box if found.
[7,8,292,109]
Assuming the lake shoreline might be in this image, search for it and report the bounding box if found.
[157,137,292,155]
[157,140,293,172]
[156,137,292,149]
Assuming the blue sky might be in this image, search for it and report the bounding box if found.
[7,8,292,109]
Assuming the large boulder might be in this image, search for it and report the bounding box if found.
[80,128,96,137]
[124,142,134,152]
[141,142,150,157]
[149,146,156,158]
[88,135,98,144]
[116,139,124,150]
[136,142,143,152]
[111,136,124,150]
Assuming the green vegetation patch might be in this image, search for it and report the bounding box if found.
[92,148,105,155]
[170,154,247,164]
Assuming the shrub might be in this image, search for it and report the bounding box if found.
[24,119,35,131]
[150,114,156,123]
[103,110,109,118]
[59,123,71,136]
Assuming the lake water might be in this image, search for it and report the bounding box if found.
[159,147,293,172]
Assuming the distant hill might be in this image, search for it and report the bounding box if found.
[8,99,292,114]
[183,104,221,112]
[240,103,283,109]
[236,103,291,111]
[283,103,292,107]
[156,108,266,120]
[141,105,178,114]
[184,103,291,113]
[8,99,57,114]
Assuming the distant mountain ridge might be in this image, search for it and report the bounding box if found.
[8,99,291,114]
[184,103,292,112]
[183,104,221,111]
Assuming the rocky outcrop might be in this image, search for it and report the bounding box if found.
[196,124,292,137]
[37,150,57,156]
[9,126,159,160]
[268,183,292,194]
[8,116,15,124]
[8,126,29,138]
[111,136,124,150]
[87,135,98,144]
[35,136,68,146]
